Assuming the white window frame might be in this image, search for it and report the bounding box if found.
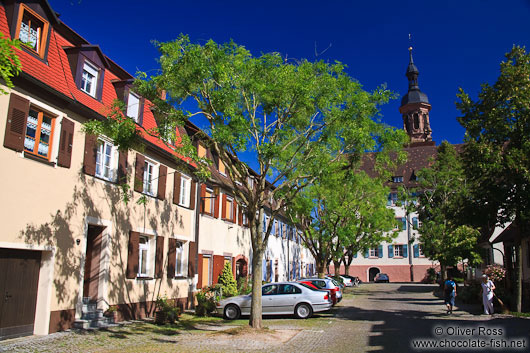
[95,138,118,182]
[418,244,425,257]
[205,187,215,214]
[127,91,141,122]
[81,61,99,97]
[369,247,379,257]
[394,245,404,257]
[143,158,159,197]
[179,174,191,207]
[226,195,234,221]
[138,236,150,277]
[175,241,185,277]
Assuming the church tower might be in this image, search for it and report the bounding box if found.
[399,47,434,146]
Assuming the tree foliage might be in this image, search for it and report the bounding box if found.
[131,35,404,328]
[290,159,401,278]
[0,33,22,94]
[217,262,238,298]
[456,45,530,311]
[416,142,482,276]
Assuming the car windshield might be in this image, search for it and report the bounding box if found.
[331,279,340,287]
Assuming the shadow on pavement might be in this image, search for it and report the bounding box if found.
[337,285,530,353]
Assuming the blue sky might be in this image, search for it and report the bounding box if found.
[51,0,530,146]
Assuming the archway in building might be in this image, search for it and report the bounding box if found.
[235,258,247,281]
[368,267,380,282]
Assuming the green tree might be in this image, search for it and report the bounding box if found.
[290,159,402,278]
[417,141,482,282]
[0,33,22,94]
[456,46,530,312]
[217,262,238,298]
[131,35,404,328]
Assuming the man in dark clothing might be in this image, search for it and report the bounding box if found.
[444,275,457,314]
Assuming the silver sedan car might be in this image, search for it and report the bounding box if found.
[216,282,332,320]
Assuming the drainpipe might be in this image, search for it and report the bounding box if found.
[407,212,414,282]
[190,180,201,308]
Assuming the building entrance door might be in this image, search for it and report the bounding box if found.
[368,267,380,282]
[83,225,105,301]
[0,248,41,340]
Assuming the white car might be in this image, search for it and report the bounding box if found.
[216,282,332,320]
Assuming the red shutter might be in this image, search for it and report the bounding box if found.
[200,184,206,213]
[126,231,139,279]
[167,238,177,278]
[222,193,227,219]
[157,165,167,200]
[189,180,196,210]
[83,134,97,176]
[214,191,220,218]
[57,118,74,168]
[155,236,164,278]
[134,153,144,192]
[3,94,29,151]
[197,254,203,289]
[238,204,243,226]
[173,172,181,205]
[188,241,197,277]
[117,150,128,184]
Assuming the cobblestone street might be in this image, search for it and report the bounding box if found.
[1,284,529,353]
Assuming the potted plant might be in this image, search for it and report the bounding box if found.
[155,295,181,324]
[104,306,118,323]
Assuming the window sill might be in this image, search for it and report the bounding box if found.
[24,152,55,166]
[136,276,154,281]
[393,256,404,259]
[93,175,119,185]
[173,276,187,280]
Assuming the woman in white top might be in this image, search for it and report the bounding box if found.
[481,274,496,315]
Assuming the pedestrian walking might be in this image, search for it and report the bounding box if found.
[481,274,495,315]
[444,275,456,314]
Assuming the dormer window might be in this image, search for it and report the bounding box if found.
[81,61,99,97]
[16,4,49,58]
[126,92,141,122]
[392,176,403,183]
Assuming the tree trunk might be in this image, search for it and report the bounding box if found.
[440,263,447,287]
[333,260,341,276]
[344,265,350,276]
[316,261,326,279]
[249,248,264,328]
[514,241,522,312]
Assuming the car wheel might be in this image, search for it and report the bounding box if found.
[223,304,240,320]
[295,303,313,319]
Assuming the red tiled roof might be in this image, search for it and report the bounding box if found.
[0,3,188,163]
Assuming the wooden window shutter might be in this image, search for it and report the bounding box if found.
[173,172,181,205]
[200,184,206,213]
[134,153,145,192]
[188,241,197,277]
[3,94,30,152]
[83,134,97,176]
[157,165,167,200]
[126,231,140,279]
[117,150,128,184]
[57,118,74,168]
[167,238,177,278]
[189,180,196,210]
[214,191,220,218]
[222,193,227,219]
[155,236,164,278]
[197,254,203,289]
[238,203,243,226]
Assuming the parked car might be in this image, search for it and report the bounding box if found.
[299,278,342,304]
[216,282,332,320]
[341,275,361,286]
[374,273,390,283]
[299,280,337,305]
[338,276,353,287]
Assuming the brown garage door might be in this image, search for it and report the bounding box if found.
[0,248,41,340]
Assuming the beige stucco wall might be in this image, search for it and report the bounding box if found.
[0,88,194,321]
